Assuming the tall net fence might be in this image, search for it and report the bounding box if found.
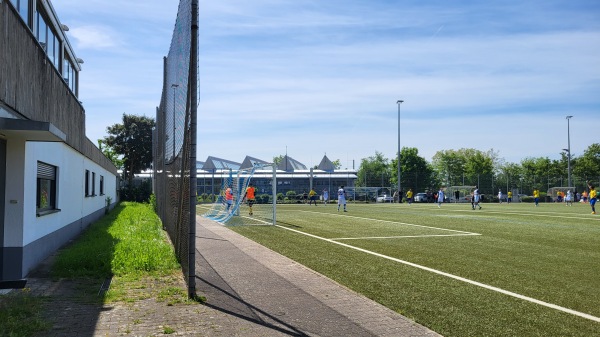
[153,0,198,298]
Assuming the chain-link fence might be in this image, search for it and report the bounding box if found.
[400,172,599,202]
[153,0,198,298]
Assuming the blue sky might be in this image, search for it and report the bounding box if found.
[52,0,600,169]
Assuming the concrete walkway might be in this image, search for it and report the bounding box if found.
[195,217,441,336]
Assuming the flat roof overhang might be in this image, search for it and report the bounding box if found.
[0,118,66,142]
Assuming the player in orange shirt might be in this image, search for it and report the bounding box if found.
[244,183,256,216]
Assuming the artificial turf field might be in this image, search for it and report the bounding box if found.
[204,201,600,336]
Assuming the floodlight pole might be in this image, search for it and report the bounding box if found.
[171,83,179,159]
[566,115,573,188]
[272,164,277,225]
[397,100,403,202]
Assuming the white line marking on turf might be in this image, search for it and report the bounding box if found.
[295,210,480,235]
[332,233,481,240]
[274,224,600,323]
[445,208,600,222]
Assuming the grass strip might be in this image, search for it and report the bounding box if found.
[0,202,193,336]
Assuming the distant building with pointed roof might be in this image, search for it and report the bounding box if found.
[277,155,307,171]
[201,156,241,171]
[240,156,272,170]
[317,155,336,172]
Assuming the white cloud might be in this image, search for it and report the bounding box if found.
[69,25,122,50]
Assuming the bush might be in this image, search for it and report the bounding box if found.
[197,193,217,203]
[257,194,270,204]
[120,180,152,202]
[148,194,157,212]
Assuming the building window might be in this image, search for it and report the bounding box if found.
[34,5,60,70]
[9,0,29,24]
[37,161,57,214]
[92,172,96,196]
[85,169,90,196]
[100,175,105,195]
[62,56,78,94]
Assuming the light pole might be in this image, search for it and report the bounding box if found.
[171,84,179,159]
[566,115,573,187]
[396,100,403,202]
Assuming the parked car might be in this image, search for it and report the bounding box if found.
[414,193,429,202]
[376,195,394,203]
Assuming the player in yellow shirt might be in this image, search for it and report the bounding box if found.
[533,189,540,207]
[587,182,597,214]
[406,189,413,205]
[308,188,318,206]
[507,191,513,204]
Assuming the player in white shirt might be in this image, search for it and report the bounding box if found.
[472,186,482,210]
[437,188,444,208]
[337,185,347,212]
[565,190,572,206]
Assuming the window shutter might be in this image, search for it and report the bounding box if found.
[37,162,56,180]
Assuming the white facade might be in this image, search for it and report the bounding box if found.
[3,139,117,279]
[1,0,119,283]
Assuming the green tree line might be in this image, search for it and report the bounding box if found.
[357,144,600,195]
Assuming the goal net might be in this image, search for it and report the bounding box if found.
[344,187,380,202]
[202,164,276,226]
[446,186,476,202]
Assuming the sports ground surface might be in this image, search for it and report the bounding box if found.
[221,201,600,336]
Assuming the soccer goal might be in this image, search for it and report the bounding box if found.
[202,164,276,226]
[344,187,380,202]
[446,186,476,202]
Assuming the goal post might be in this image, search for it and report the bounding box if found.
[446,186,476,202]
[202,163,276,226]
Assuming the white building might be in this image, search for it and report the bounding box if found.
[0,0,118,285]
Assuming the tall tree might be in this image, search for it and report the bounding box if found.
[272,155,284,166]
[573,143,600,181]
[97,139,123,170]
[520,157,551,189]
[104,114,155,186]
[497,162,523,190]
[356,151,390,187]
[432,149,467,186]
[391,147,435,192]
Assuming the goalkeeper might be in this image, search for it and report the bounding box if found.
[244,183,256,216]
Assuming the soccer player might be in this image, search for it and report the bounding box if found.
[498,189,502,204]
[337,185,347,212]
[533,188,540,207]
[225,185,233,211]
[507,190,512,204]
[587,182,597,214]
[308,188,318,206]
[437,188,444,208]
[322,189,329,205]
[406,189,414,205]
[565,190,572,206]
[244,183,256,216]
[472,186,482,210]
